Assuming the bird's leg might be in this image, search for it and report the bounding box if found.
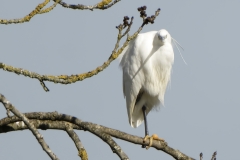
[142,105,149,148]
[142,106,149,136]
[142,106,165,149]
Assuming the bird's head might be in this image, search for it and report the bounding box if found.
[157,29,171,44]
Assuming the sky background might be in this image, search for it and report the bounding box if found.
[1,0,240,160]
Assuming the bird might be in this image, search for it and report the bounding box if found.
[120,29,174,149]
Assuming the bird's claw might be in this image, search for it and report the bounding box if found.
[143,134,165,150]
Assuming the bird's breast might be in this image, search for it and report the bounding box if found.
[141,44,174,98]
[154,44,174,65]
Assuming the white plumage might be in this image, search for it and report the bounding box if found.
[120,29,174,128]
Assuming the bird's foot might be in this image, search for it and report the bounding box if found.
[143,134,165,150]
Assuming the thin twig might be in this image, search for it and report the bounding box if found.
[200,153,203,160]
[0,94,59,160]
[39,0,61,14]
[211,151,217,160]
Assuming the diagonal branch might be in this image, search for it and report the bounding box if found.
[0,7,160,92]
[95,132,129,160]
[0,94,59,160]
[0,0,50,24]
[65,124,88,160]
[39,0,60,14]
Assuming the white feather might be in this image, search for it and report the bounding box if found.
[120,29,174,128]
[172,38,187,65]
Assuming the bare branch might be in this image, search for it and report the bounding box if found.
[40,80,50,92]
[65,124,88,160]
[0,0,50,24]
[0,0,120,24]
[39,0,60,14]
[0,94,59,160]
[54,0,121,11]
[0,119,88,159]
[211,151,217,160]
[0,111,195,160]
[0,7,160,92]
[94,131,129,160]
[200,153,203,160]
[0,119,81,133]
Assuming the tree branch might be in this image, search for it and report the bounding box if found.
[39,0,60,14]
[65,124,88,160]
[0,111,195,160]
[0,7,160,92]
[211,151,217,160]
[0,0,50,24]
[54,0,121,11]
[200,153,203,160]
[0,94,59,160]
[94,131,129,160]
[0,119,81,133]
[0,0,121,24]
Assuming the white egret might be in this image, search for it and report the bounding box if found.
[120,29,174,149]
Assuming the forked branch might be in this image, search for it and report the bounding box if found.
[0,94,193,160]
[0,109,195,160]
[0,94,59,160]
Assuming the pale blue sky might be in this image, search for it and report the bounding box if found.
[1,1,240,160]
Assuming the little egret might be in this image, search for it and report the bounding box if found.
[120,29,174,149]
